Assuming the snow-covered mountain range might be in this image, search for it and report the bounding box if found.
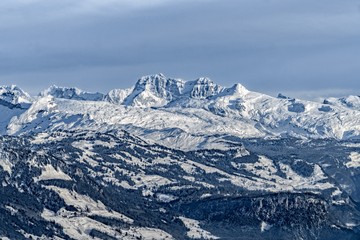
[1,73,360,150]
[1,74,360,239]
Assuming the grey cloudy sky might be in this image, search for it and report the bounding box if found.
[0,0,359,99]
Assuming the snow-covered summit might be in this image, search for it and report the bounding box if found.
[120,74,237,107]
[104,88,133,104]
[188,77,223,99]
[0,85,32,108]
[217,83,249,97]
[40,85,104,101]
[323,95,360,111]
[122,73,184,107]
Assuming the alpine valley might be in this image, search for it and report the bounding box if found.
[0,74,360,239]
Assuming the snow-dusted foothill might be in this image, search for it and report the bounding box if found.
[0,130,359,239]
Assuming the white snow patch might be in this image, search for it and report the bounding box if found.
[179,217,219,239]
[342,143,360,148]
[35,164,72,182]
[42,208,125,240]
[346,152,360,168]
[31,132,64,144]
[231,156,334,192]
[72,140,99,167]
[261,221,273,232]
[18,230,54,240]
[152,157,175,165]
[200,193,212,199]
[345,222,358,228]
[45,186,133,224]
[0,158,12,175]
[128,227,174,240]
[331,188,342,197]
[183,176,196,182]
[156,194,178,203]
[94,140,117,148]
[180,162,197,174]
[5,205,18,215]
[132,174,174,189]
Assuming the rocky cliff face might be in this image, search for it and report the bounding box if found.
[123,74,183,107]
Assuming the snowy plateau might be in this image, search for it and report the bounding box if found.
[0,74,359,239]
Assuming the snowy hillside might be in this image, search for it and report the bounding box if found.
[0,130,359,239]
[323,95,360,111]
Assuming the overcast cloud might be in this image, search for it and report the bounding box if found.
[0,0,359,98]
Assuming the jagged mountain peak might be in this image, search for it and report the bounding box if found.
[123,74,184,107]
[137,73,167,84]
[224,83,249,96]
[135,73,184,92]
[188,77,222,99]
[0,84,21,92]
[122,74,228,107]
[104,87,134,104]
[194,76,213,84]
[0,85,32,106]
[0,85,33,134]
[40,85,104,101]
[114,74,255,107]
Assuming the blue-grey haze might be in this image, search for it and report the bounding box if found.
[0,0,359,99]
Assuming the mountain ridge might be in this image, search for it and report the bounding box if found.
[1,74,360,150]
[2,74,357,108]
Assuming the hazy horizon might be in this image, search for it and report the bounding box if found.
[0,0,359,99]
